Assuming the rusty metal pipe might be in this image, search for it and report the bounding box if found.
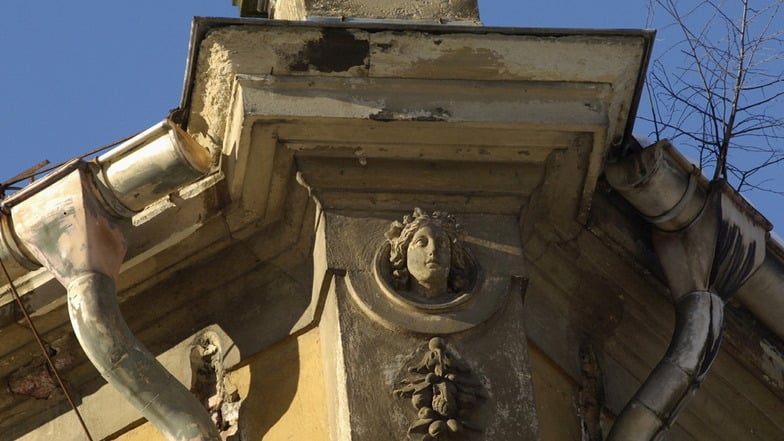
[94,120,211,214]
[68,272,220,441]
[606,291,723,441]
[605,140,707,232]
[5,121,218,441]
[606,141,768,440]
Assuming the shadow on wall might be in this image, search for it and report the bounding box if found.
[236,336,302,439]
[216,261,316,439]
[225,327,328,440]
[105,256,317,441]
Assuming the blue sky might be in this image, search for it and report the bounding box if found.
[1,1,781,230]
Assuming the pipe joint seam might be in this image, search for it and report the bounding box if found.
[643,170,698,225]
[66,270,220,440]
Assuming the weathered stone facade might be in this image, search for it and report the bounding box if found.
[2,6,784,441]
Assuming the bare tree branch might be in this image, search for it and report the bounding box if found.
[639,0,784,195]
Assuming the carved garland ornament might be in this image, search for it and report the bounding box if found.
[394,337,486,440]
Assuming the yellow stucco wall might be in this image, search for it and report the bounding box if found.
[529,344,581,441]
[115,328,328,441]
[115,333,577,441]
[229,328,328,441]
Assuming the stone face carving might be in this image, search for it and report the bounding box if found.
[381,208,477,310]
[394,337,486,440]
[346,209,518,334]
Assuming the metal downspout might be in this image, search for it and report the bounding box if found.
[1,122,220,441]
[604,141,770,440]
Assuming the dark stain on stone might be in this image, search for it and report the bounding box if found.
[289,29,370,73]
[414,47,503,78]
[370,107,452,122]
[376,42,394,53]
[9,364,57,399]
[418,107,452,121]
[369,110,395,121]
[578,341,605,441]
[8,346,73,400]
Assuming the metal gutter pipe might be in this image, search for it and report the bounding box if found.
[2,121,219,441]
[604,141,770,440]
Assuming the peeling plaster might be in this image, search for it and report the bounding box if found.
[760,339,784,389]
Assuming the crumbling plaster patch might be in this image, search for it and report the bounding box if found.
[188,27,366,152]
[273,0,479,22]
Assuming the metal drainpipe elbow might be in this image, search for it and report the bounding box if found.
[4,121,219,441]
[605,142,769,440]
[606,290,724,441]
[68,272,220,441]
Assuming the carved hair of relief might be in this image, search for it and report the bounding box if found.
[384,208,476,302]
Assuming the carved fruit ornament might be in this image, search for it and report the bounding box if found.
[394,337,486,440]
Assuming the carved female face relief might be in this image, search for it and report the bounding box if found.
[360,208,510,332]
[384,208,476,305]
[406,225,452,298]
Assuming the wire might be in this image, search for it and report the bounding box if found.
[1,130,142,192]
[0,257,94,441]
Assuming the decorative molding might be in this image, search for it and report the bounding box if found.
[345,211,518,334]
[394,337,486,440]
